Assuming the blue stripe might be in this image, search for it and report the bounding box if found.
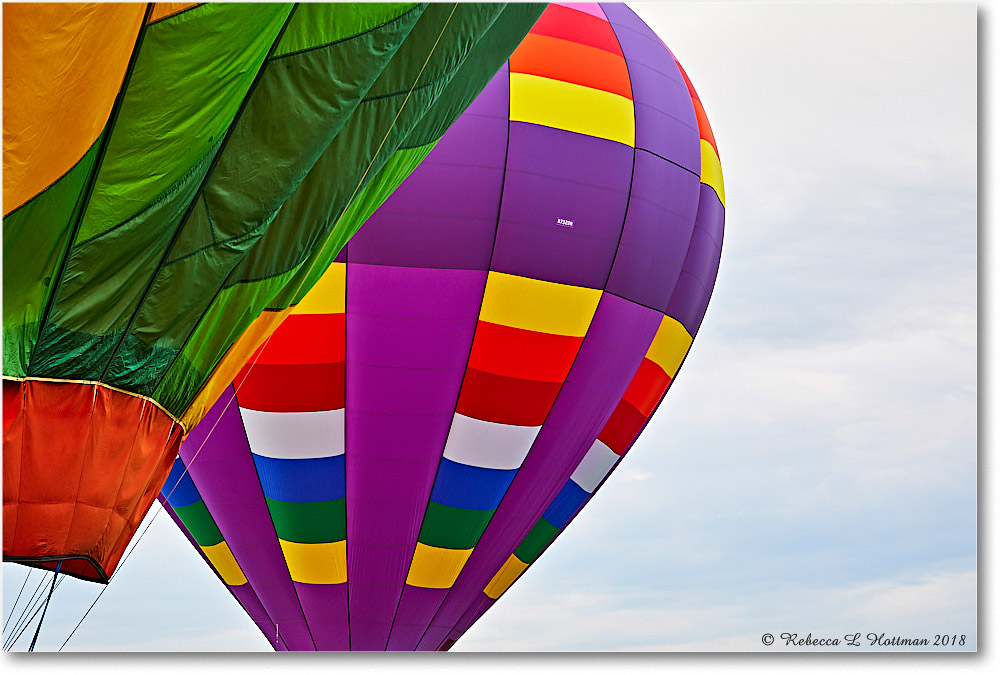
[252,454,345,502]
[429,458,516,511]
[542,480,589,529]
[161,458,201,508]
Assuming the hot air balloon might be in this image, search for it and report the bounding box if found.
[160,1,725,651]
[3,2,545,584]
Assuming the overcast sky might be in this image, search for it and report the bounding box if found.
[3,0,984,671]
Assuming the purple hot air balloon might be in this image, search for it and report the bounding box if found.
[160,2,725,651]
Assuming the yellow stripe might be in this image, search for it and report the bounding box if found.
[645,315,693,378]
[405,543,473,589]
[278,539,347,584]
[479,272,601,337]
[700,139,725,207]
[483,554,529,599]
[293,262,345,315]
[510,73,635,147]
[201,542,248,586]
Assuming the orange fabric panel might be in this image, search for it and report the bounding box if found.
[2,3,146,215]
[509,33,632,100]
[148,2,199,23]
[598,398,646,455]
[673,59,719,153]
[621,358,670,418]
[2,379,182,582]
[468,321,582,383]
[527,3,622,56]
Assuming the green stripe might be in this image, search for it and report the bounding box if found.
[266,497,346,544]
[418,501,494,550]
[273,3,421,58]
[174,500,224,547]
[514,519,559,564]
[76,3,292,244]
[2,137,103,378]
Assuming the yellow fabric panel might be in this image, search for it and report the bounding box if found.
[148,3,199,23]
[201,541,248,585]
[2,3,146,215]
[278,539,347,584]
[700,139,725,207]
[483,554,529,600]
[645,315,693,378]
[292,263,346,315]
[509,73,635,147]
[479,272,601,337]
[179,306,293,430]
[405,543,474,589]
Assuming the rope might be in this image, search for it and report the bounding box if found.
[56,2,461,652]
[3,567,34,628]
[4,572,49,650]
[28,563,61,651]
[4,574,65,651]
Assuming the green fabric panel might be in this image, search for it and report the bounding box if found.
[273,2,421,58]
[27,142,219,384]
[173,500,224,547]
[152,142,434,415]
[266,498,346,544]
[152,262,303,414]
[2,138,102,377]
[514,519,560,564]
[75,3,291,244]
[403,2,545,148]
[418,501,495,550]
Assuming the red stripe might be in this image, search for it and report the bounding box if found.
[252,313,345,366]
[621,359,670,417]
[598,398,647,455]
[510,33,632,100]
[234,361,345,412]
[456,368,562,426]
[468,321,582,383]
[526,3,622,56]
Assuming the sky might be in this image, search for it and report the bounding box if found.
[2,0,985,670]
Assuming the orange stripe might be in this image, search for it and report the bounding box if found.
[510,33,632,100]
[526,3,622,56]
[468,321,582,383]
[148,2,200,23]
[2,3,146,215]
[621,359,670,418]
[598,398,646,455]
[673,59,719,154]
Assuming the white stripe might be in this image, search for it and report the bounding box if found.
[569,440,619,493]
[239,408,345,459]
[442,413,540,470]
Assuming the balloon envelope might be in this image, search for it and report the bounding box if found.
[162,1,725,650]
[3,1,544,582]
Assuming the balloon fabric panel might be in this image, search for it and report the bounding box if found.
[164,2,725,650]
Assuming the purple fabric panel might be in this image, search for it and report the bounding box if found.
[604,3,700,171]
[386,586,449,651]
[665,184,725,335]
[426,295,662,630]
[179,387,313,648]
[344,264,485,650]
[160,496,281,649]
[493,122,632,288]
[605,150,701,311]
[348,64,508,271]
[294,583,349,650]
[452,594,496,641]
[416,624,452,652]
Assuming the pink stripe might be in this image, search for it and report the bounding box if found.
[555,2,607,21]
